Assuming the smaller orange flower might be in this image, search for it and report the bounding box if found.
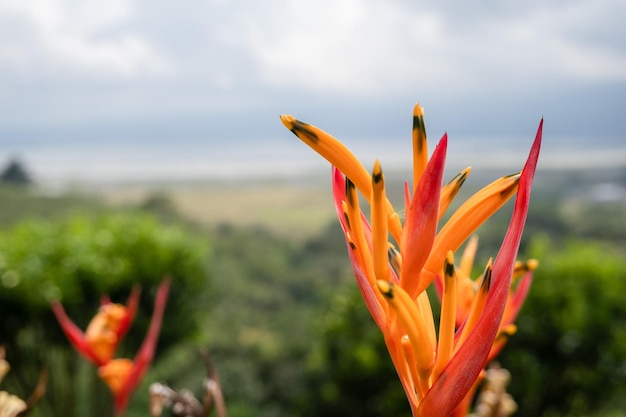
[52,278,170,416]
[52,286,140,367]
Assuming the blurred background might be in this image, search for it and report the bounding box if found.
[0,1,625,416]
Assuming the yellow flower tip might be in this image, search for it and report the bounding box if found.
[98,359,134,395]
[412,106,426,136]
[372,160,384,185]
[513,258,539,277]
[341,201,351,230]
[495,324,518,345]
[480,258,493,291]
[345,178,357,206]
[279,115,319,144]
[495,173,522,200]
[504,172,521,184]
[444,250,455,278]
[439,168,473,220]
[500,323,518,337]
[526,259,539,271]
[388,244,402,276]
[448,167,472,187]
[279,114,296,129]
[377,280,394,299]
[345,231,357,251]
[411,104,428,188]
[456,167,471,185]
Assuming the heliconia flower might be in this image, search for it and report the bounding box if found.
[280,105,542,417]
[51,286,141,366]
[103,276,169,416]
[52,278,170,416]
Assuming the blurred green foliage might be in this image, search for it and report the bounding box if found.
[298,289,410,417]
[0,185,105,227]
[1,167,625,417]
[191,222,354,417]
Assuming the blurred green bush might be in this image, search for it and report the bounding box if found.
[0,211,210,416]
[298,288,411,417]
[1,190,624,417]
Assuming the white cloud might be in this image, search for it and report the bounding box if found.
[0,0,623,131]
[0,0,171,79]
[239,0,450,96]
[229,0,626,96]
[527,1,626,80]
[1,0,623,90]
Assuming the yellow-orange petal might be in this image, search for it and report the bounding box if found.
[401,335,426,400]
[280,115,372,199]
[388,243,402,279]
[420,173,520,295]
[280,114,403,243]
[372,161,391,282]
[433,251,457,380]
[459,235,479,279]
[377,280,435,384]
[439,167,471,221]
[412,104,428,191]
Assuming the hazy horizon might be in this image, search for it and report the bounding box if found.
[2,130,624,187]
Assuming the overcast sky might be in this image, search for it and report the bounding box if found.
[0,0,625,180]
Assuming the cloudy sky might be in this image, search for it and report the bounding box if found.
[0,0,624,181]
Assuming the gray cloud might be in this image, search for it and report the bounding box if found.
[0,0,624,138]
